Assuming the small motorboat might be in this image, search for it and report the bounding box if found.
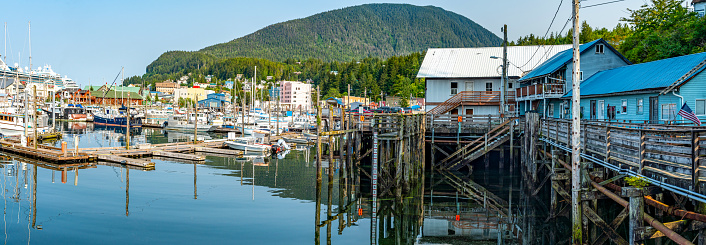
[225,136,271,153]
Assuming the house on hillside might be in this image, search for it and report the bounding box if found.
[563,52,706,124]
[516,39,631,118]
[417,45,571,115]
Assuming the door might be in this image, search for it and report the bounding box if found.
[590,100,596,120]
[597,100,605,120]
[649,96,659,123]
[465,82,474,92]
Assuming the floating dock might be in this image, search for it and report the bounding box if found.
[0,138,242,168]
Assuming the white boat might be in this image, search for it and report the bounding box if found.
[225,136,271,153]
[144,109,173,127]
[164,113,212,131]
[0,107,51,133]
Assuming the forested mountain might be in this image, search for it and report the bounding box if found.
[198,4,501,61]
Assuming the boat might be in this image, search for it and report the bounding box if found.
[283,136,311,144]
[225,136,271,153]
[144,109,173,128]
[93,107,142,127]
[0,107,51,133]
[163,113,212,131]
[46,104,87,121]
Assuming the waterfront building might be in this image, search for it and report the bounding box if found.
[156,80,180,94]
[563,51,706,123]
[279,80,312,111]
[198,93,231,110]
[516,39,631,118]
[90,90,143,106]
[418,44,570,115]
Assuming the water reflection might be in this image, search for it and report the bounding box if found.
[0,121,560,244]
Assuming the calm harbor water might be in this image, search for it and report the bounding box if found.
[0,122,552,244]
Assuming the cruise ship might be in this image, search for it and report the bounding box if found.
[0,55,78,92]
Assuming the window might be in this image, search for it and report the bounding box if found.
[697,99,706,116]
[508,82,513,89]
[595,44,604,54]
[661,103,677,120]
[548,103,554,117]
[486,82,492,92]
[450,82,458,95]
[621,99,627,114]
[637,99,644,115]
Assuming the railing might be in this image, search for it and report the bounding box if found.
[428,91,516,114]
[516,83,564,100]
[540,118,706,196]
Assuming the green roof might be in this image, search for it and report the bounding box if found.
[91,90,144,100]
[112,86,141,93]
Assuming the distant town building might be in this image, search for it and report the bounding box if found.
[156,80,180,94]
[173,87,214,103]
[279,81,312,111]
[341,96,369,108]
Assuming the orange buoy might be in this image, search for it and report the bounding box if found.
[455,215,460,221]
[358,208,363,216]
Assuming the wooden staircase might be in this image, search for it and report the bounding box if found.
[436,119,514,170]
[427,91,468,114]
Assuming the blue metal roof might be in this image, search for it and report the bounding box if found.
[564,52,706,98]
[519,39,628,82]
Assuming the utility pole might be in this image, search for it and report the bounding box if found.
[570,0,583,244]
[501,25,508,119]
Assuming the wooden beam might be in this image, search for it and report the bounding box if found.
[583,204,628,245]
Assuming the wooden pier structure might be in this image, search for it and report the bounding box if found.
[0,138,243,169]
[523,113,706,244]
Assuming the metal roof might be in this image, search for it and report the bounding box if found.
[564,52,706,98]
[416,44,572,79]
[518,39,631,82]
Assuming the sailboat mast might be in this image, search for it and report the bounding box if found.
[28,22,31,86]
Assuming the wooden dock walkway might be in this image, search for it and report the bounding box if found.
[0,138,241,168]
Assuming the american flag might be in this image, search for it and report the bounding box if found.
[678,103,702,126]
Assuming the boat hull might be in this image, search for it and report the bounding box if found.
[93,115,142,127]
[225,141,270,152]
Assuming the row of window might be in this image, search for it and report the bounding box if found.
[450,82,512,95]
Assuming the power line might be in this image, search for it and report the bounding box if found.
[530,16,574,71]
[581,0,627,8]
[518,0,565,69]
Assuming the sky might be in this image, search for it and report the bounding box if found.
[0,0,653,87]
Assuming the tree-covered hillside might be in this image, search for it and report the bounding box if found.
[198,4,501,61]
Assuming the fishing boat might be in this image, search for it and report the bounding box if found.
[0,110,50,133]
[225,136,271,153]
[46,104,87,121]
[93,107,142,127]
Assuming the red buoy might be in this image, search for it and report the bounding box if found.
[455,215,460,221]
[358,208,363,216]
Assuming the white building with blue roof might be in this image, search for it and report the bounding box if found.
[562,52,706,124]
[516,39,631,117]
